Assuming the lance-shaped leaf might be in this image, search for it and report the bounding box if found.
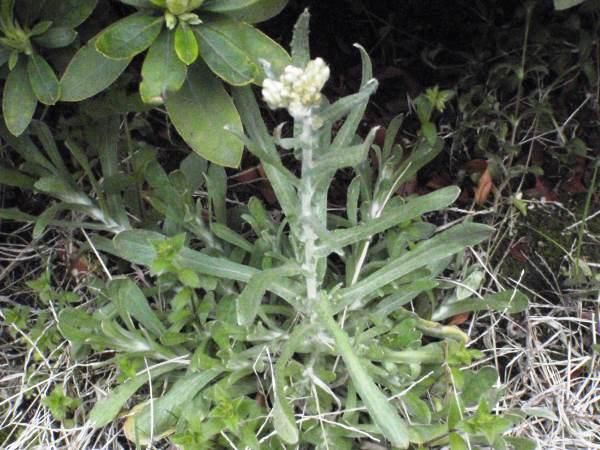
[317,299,410,448]
[335,223,493,313]
[318,78,378,125]
[310,127,378,180]
[166,62,243,167]
[108,278,167,337]
[128,369,222,441]
[271,323,313,444]
[432,289,528,321]
[60,37,131,101]
[3,61,37,136]
[232,86,299,219]
[211,223,253,252]
[203,0,288,24]
[107,230,301,303]
[27,54,60,105]
[290,8,310,67]
[89,363,181,428]
[140,30,187,104]
[96,14,163,60]
[318,187,460,256]
[236,264,301,325]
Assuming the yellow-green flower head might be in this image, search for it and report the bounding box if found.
[262,58,330,118]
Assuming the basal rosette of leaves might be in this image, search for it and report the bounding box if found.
[17,11,534,449]
[0,0,290,167]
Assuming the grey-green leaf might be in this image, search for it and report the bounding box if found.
[317,300,410,448]
[89,363,180,427]
[320,187,460,256]
[27,54,61,105]
[165,62,243,167]
[108,278,167,336]
[236,265,300,325]
[132,369,222,439]
[431,289,529,321]
[3,61,37,136]
[336,223,493,313]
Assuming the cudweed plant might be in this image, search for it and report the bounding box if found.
[49,11,533,450]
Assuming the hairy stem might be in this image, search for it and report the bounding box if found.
[299,115,319,309]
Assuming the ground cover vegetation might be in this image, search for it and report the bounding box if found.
[0,0,598,449]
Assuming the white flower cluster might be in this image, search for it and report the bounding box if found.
[262,58,330,118]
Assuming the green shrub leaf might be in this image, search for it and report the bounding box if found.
[96,14,163,60]
[200,16,290,83]
[165,62,243,167]
[194,22,257,85]
[203,0,288,24]
[140,30,187,104]
[33,27,78,49]
[174,22,199,65]
[3,61,37,136]
[27,54,61,105]
[41,0,97,28]
[60,37,131,101]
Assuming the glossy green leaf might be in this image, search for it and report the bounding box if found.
[194,23,257,85]
[174,22,199,65]
[203,0,288,23]
[96,14,164,60]
[89,363,179,427]
[41,0,97,28]
[27,54,61,105]
[34,27,78,49]
[199,16,290,82]
[165,62,243,167]
[60,37,131,101]
[431,289,529,321]
[140,30,187,104]
[3,61,37,136]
